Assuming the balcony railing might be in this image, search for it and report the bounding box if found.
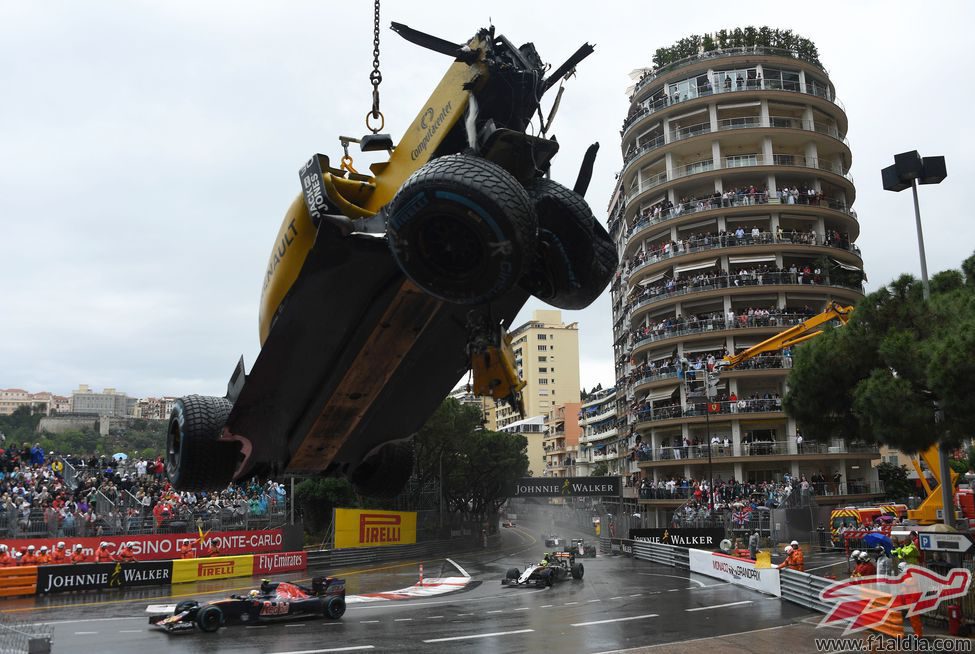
[627,312,808,349]
[632,398,783,424]
[627,273,863,315]
[624,115,846,167]
[624,71,838,135]
[627,153,851,202]
[631,46,828,98]
[623,193,855,242]
[624,231,861,280]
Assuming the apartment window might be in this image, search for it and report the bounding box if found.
[538,356,547,362]
[538,334,548,340]
[539,379,549,384]
[538,345,548,351]
[539,367,548,373]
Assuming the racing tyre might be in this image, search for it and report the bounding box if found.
[386,154,537,305]
[349,440,415,498]
[166,395,239,491]
[505,568,520,580]
[571,562,585,580]
[195,605,223,633]
[324,596,346,619]
[174,600,199,614]
[520,178,617,310]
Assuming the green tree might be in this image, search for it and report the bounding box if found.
[591,462,609,476]
[784,253,975,453]
[414,398,529,521]
[294,477,358,534]
[876,462,915,500]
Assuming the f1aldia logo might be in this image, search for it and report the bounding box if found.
[819,565,971,635]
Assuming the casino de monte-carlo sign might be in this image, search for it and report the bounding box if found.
[511,477,621,498]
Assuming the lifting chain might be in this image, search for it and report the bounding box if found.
[366,0,384,133]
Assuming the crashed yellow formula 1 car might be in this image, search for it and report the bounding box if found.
[166,23,616,495]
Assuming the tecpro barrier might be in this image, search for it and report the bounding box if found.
[0,528,284,561]
[0,550,310,597]
[36,560,173,594]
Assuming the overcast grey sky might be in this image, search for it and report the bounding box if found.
[1,1,972,399]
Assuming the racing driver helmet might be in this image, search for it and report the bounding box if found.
[249,589,260,599]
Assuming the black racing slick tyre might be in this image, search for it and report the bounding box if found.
[325,596,346,619]
[349,440,415,498]
[520,178,617,310]
[571,562,585,580]
[386,154,537,305]
[166,395,238,492]
[195,605,223,633]
[506,568,520,580]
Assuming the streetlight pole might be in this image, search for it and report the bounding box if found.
[882,151,951,526]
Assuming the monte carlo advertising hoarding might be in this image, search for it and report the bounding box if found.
[333,508,417,549]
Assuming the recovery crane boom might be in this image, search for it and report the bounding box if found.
[717,301,854,369]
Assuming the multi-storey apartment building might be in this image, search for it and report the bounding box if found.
[542,402,581,478]
[609,30,879,526]
[484,309,581,431]
[71,384,131,417]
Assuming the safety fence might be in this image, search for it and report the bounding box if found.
[0,528,285,562]
[0,612,52,654]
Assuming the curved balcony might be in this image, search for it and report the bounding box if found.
[628,312,807,352]
[624,115,849,169]
[630,398,785,429]
[624,76,843,140]
[627,273,863,318]
[625,154,853,210]
[580,407,616,424]
[628,355,791,396]
[581,426,620,444]
[623,194,858,251]
[633,440,879,467]
[630,46,828,99]
[624,232,862,283]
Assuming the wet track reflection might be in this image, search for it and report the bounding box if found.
[3,525,818,653]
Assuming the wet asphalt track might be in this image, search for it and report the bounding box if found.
[2,525,823,654]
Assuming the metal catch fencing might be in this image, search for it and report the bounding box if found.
[0,613,51,654]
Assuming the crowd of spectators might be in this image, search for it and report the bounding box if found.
[624,306,814,350]
[623,184,843,239]
[626,263,835,309]
[0,446,287,539]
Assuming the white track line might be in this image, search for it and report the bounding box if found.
[445,558,471,579]
[268,647,376,654]
[74,631,98,635]
[685,600,753,612]
[424,629,534,643]
[638,573,706,587]
[572,613,659,627]
[394,618,413,622]
[591,623,795,652]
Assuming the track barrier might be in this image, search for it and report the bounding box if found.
[0,566,37,597]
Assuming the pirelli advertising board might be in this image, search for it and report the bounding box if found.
[172,555,253,584]
[333,508,417,549]
[510,476,621,497]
